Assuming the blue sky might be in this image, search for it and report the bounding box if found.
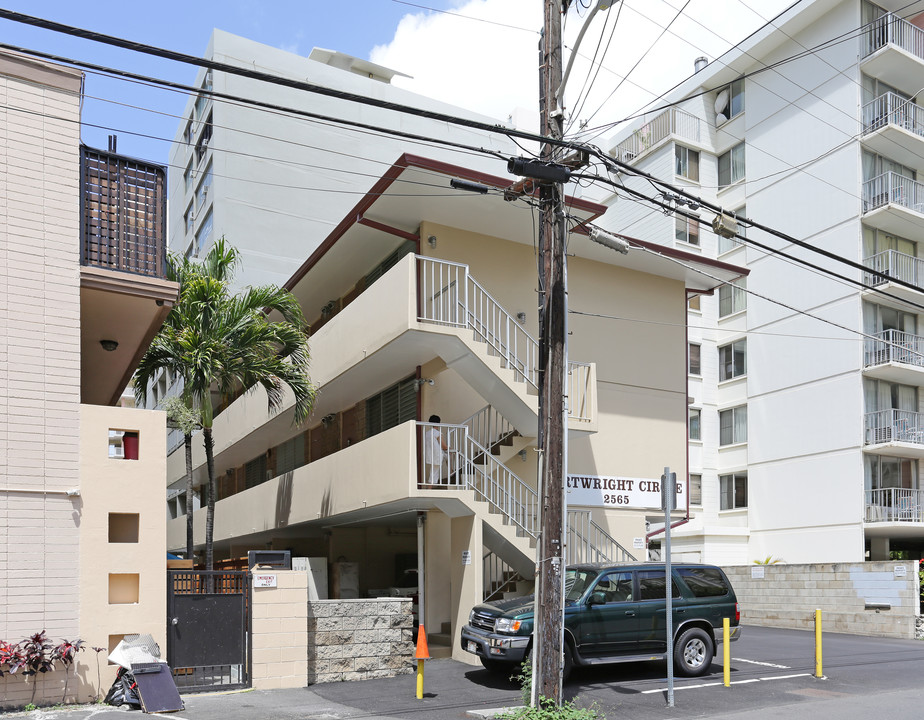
[0,1,457,161]
[0,1,794,164]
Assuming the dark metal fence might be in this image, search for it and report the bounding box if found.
[80,146,166,278]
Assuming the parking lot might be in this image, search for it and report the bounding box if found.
[312,625,924,719]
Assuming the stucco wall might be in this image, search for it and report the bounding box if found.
[307,598,414,683]
[725,561,920,639]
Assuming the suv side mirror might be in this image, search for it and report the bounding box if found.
[588,591,606,606]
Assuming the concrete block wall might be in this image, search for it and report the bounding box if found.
[307,598,414,684]
[724,561,920,639]
[251,570,309,690]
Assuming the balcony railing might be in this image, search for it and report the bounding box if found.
[613,108,702,164]
[566,510,636,564]
[862,92,924,137]
[864,249,924,290]
[80,146,167,278]
[864,408,924,445]
[863,12,924,62]
[417,257,593,418]
[862,171,924,214]
[866,487,924,523]
[864,329,924,369]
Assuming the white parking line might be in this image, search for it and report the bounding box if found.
[733,657,791,669]
[640,673,810,694]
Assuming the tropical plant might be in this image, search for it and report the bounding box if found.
[136,238,316,570]
[753,556,784,565]
[7,631,54,704]
[51,638,84,703]
[90,646,106,702]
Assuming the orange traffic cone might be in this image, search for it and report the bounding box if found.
[415,624,431,660]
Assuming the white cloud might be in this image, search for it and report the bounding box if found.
[370,0,795,139]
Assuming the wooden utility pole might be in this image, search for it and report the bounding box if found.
[535,0,567,706]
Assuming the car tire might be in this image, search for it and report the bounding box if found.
[674,627,714,677]
[480,657,517,677]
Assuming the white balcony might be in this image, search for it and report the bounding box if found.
[866,487,924,525]
[862,172,924,238]
[612,108,702,165]
[864,408,924,458]
[861,93,924,174]
[863,329,924,385]
[863,249,924,306]
[861,13,924,99]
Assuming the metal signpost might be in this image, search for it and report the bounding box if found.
[661,467,676,708]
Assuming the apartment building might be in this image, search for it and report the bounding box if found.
[164,150,744,662]
[600,0,924,564]
[0,50,177,707]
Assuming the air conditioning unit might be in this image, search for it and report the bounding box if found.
[622,150,637,162]
[202,185,209,197]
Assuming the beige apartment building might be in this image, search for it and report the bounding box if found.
[0,50,177,707]
[166,152,746,661]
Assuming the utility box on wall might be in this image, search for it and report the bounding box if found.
[293,556,328,600]
[332,561,359,599]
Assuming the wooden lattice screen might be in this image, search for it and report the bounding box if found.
[80,146,166,277]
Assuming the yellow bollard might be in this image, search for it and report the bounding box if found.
[814,609,823,678]
[723,618,730,687]
[415,624,430,700]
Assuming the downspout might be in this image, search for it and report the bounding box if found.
[647,288,703,549]
[417,512,426,633]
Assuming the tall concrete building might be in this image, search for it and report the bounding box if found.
[601,0,924,563]
[0,49,177,707]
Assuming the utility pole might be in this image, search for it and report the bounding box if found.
[535,0,567,706]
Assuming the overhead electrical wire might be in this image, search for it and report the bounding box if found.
[4,6,922,313]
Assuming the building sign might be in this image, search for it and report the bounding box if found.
[461,550,472,566]
[253,574,277,588]
[633,537,645,550]
[567,474,684,510]
[751,566,765,579]
[894,565,907,578]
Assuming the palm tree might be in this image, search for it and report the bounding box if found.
[136,238,316,569]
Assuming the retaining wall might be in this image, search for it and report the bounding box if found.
[307,598,414,683]
[724,561,920,639]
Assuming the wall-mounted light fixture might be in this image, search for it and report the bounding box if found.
[427,235,437,248]
[414,378,435,392]
[321,413,336,428]
[516,312,527,324]
[518,449,529,462]
[320,301,337,318]
[100,339,119,352]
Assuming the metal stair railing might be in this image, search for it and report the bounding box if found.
[483,550,526,602]
[566,510,636,564]
[461,405,516,453]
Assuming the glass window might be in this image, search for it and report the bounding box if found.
[719,278,747,317]
[675,145,700,181]
[276,434,305,476]
[196,111,213,163]
[719,405,747,445]
[184,204,194,236]
[183,162,193,194]
[688,293,701,312]
[591,571,634,603]
[637,570,681,600]
[245,454,268,489]
[719,339,747,380]
[365,376,417,437]
[689,474,702,505]
[196,165,213,210]
[720,472,748,509]
[675,214,700,245]
[183,119,194,145]
[194,93,209,119]
[689,408,701,441]
[689,343,701,375]
[194,211,213,256]
[676,566,729,597]
[565,568,599,601]
[716,79,744,123]
[719,205,745,254]
[718,142,745,188]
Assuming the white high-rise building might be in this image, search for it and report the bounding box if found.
[601,0,924,563]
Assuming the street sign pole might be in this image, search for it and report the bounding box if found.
[662,467,676,708]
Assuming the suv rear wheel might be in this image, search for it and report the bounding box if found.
[674,627,713,677]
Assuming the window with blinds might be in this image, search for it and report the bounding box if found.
[365,377,417,438]
[245,454,268,489]
[276,435,305,476]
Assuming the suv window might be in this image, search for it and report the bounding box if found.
[676,567,730,597]
[565,568,599,601]
[592,571,633,603]
[638,570,681,600]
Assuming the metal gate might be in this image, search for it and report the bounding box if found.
[167,570,251,692]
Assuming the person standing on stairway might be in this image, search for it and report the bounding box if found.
[424,415,448,485]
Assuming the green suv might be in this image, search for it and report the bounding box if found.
[461,562,740,679]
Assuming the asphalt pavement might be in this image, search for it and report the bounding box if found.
[4,626,923,720]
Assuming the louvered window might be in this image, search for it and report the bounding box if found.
[245,455,268,489]
[276,435,305,476]
[365,377,417,438]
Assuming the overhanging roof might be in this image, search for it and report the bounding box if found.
[284,153,745,313]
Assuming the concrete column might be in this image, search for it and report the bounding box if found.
[450,514,482,664]
[870,536,890,561]
[425,511,451,634]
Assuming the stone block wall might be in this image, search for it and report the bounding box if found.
[307,598,414,683]
[724,561,920,639]
[251,571,309,689]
